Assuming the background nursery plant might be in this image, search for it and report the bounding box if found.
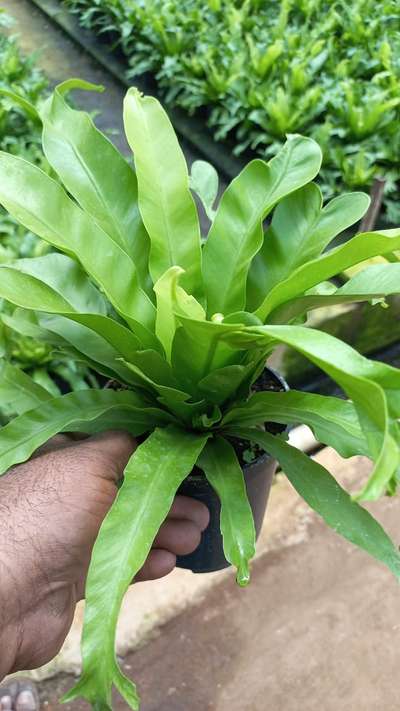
[0,15,96,416]
[64,0,400,224]
[0,80,399,710]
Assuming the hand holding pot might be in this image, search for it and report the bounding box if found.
[0,431,209,680]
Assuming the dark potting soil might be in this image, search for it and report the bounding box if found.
[107,367,287,469]
[228,367,288,468]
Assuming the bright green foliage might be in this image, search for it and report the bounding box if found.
[0,82,399,709]
[199,435,256,586]
[64,426,208,710]
[64,0,400,223]
[0,20,97,410]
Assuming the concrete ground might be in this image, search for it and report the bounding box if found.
[2,0,132,156]
[2,0,213,170]
[33,448,400,710]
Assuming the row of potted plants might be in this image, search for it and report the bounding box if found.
[64,0,400,224]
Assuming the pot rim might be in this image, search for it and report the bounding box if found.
[189,365,289,477]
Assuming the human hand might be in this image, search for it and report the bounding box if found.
[0,431,209,677]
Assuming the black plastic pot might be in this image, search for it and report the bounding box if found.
[176,368,288,574]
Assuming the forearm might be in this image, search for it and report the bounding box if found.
[0,472,37,680]
[0,556,20,679]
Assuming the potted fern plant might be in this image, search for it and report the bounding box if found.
[0,80,399,711]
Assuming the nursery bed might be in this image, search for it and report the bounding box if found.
[28,0,245,180]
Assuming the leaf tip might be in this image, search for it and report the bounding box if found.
[236,563,251,587]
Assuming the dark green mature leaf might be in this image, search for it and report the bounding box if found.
[269,263,400,323]
[1,310,123,383]
[190,160,219,221]
[0,390,170,476]
[247,185,369,310]
[0,153,156,341]
[0,87,42,124]
[228,427,400,582]
[40,315,141,385]
[222,390,369,458]
[224,324,399,500]
[198,435,255,586]
[65,426,209,711]
[122,356,206,424]
[2,307,141,383]
[0,361,52,415]
[0,259,151,362]
[41,80,152,295]
[256,228,400,321]
[1,309,63,344]
[359,359,400,421]
[171,317,245,396]
[198,362,256,406]
[124,89,203,298]
[203,136,322,316]
[0,254,108,313]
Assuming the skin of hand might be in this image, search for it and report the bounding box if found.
[0,431,209,680]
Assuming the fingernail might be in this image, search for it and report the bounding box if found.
[0,696,13,711]
[16,691,37,711]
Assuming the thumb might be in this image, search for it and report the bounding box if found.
[79,430,137,483]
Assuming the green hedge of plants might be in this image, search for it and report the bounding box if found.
[64,0,400,224]
[0,14,97,415]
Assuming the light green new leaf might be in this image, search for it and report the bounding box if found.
[154,266,205,362]
[190,160,219,220]
[228,428,400,582]
[203,136,322,316]
[222,390,369,458]
[198,435,256,586]
[41,80,151,294]
[0,152,156,338]
[65,426,209,711]
[247,184,369,310]
[124,89,203,298]
[154,267,183,362]
[256,228,400,321]
[269,263,400,323]
[0,361,52,415]
[0,390,166,476]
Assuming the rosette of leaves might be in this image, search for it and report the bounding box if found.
[0,80,399,710]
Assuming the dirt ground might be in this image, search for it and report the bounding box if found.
[39,463,400,711]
